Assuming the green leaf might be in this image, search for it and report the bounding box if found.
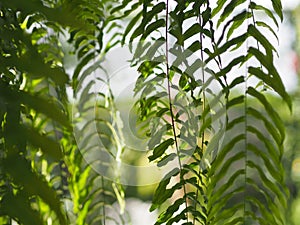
[187,40,201,53]
[248,24,276,55]
[247,160,287,209]
[148,124,169,149]
[144,2,166,23]
[208,134,245,177]
[210,152,245,196]
[122,2,141,18]
[246,178,283,224]
[248,66,291,111]
[110,0,133,14]
[142,18,165,40]
[1,53,68,85]
[0,192,44,225]
[271,0,283,21]
[144,37,166,60]
[215,55,245,78]
[183,23,200,41]
[226,95,244,108]
[206,33,248,63]
[2,155,67,225]
[210,169,245,203]
[157,153,177,167]
[0,83,70,130]
[73,52,95,83]
[211,0,227,17]
[247,143,282,182]
[20,125,63,160]
[179,74,188,89]
[217,0,247,27]
[148,138,174,161]
[250,2,279,27]
[245,196,277,225]
[256,21,279,43]
[227,10,251,40]
[226,116,245,131]
[246,119,284,168]
[247,107,282,147]
[20,92,71,130]
[130,2,166,42]
[156,198,186,224]
[229,76,244,88]
[150,167,180,211]
[247,87,286,142]
[208,190,244,223]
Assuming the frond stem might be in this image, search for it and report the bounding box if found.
[165,0,189,222]
[193,6,207,224]
[243,1,251,223]
[101,176,106,225]
[249,4,265,90]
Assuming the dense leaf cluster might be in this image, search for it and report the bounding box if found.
[0,0,291,224]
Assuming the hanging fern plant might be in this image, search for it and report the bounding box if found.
[117,0,291,224]
[0,0,293,224]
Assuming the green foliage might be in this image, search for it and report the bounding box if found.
[120,0,291,224]
[0,3,70,224]
[0,0,292,225]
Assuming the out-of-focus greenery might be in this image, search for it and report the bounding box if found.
[281,5,300,224]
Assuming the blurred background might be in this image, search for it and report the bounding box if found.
[281,1,300,223]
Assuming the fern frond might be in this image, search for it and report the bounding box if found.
[124,0,290,224]
[68,1,128,224]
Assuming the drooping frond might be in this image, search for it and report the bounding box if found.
[0,3,71,224]
[69,0,127,224]
[0,0,291,224]
[122,0,291,224]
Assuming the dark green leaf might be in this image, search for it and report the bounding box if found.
[248,24,276,55]
[229,76,244,88]
[206,33,248,63]
[256,21,279,43]
[226,11,251,40]
[73,52,95,83]
[248,66,291,110]
[0,192,44,225]
[148,138,174,161]
[271,0,283,21]
[157,153,177,167]
[211,0,227,17]
[2,155,67,225]
[217,0,247,27]
[250,2,279,27]
[150,167,180,211]
[183,23,200,41]
[20,125,63,160]
[142,18,165,40]
[215,55,245,78]
[247,107,282,146]
[247,160,287,209]
[156,198,185,224]
[247,87,286,141]
[208,134,245,177]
